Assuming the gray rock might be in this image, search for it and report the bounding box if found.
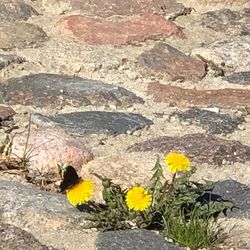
[0,73,144,108]
[0,0,39,22]
[32,111,153,135]
[96,230,183,250]
[223,71,250,85]
[0,53,25,70]
[172,108,245,134]
[66,0,185,18]
[128,133,250,165]
[0,179,97,250]
[0,223,55,250]
[201,8,250,36]
[214,180,250,218]
[192,40,250,72]
[138,43,206,82]
[0,22,47,50]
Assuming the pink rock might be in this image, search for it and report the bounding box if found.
[12,129,93,175]
[57,15,184,46]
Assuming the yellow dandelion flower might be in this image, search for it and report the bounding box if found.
[164,152,191,174]
[126,186,152,211]
[66,179,94,206]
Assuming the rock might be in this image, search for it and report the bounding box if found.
[0,105,15,123]
[172,108,245,134]
[223,71,250,85]
[57,15,183,46]
[192,40,250,72]
[128,133,250,165]
[147,82,250,109]
[0,223,55,250]
[0,180,98,250]
[0,73,144,108]
[0,0,39,22]
[12,130,93,175]
[0,53,25,70]
[138,43,206,81]
[32,112,153,136]
[197,0,249,5]
[80,154,153,202]
[201,8,250,36]
[63,0,185,17]
[0,22,48,50]
[97,230,183,250]
[213,180,250,218]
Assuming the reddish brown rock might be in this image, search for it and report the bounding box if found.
[148,82,250,109]
[128,133,250,165]
[67,0,185,17]
[12,130,93,176]
[57,15,183,46]
[139,43,206,81]
[0,106,15,122]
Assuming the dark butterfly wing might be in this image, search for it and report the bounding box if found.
[60,165,80,192]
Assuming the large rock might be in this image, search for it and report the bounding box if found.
[138,43,206,81]
[128,133,250,165]
[0,0,38,21]
[223,72,250,85]
[0,73,144,108]
[0,22,48,50]
[0,223,55,250]
[172,108,245,134]
[192,40,250,72]
[60,0,185,17]
[213,180,250,219]
[97,230,183,250]
[147,82,250,109]
[0,180,98,250]
[32,112,153,135]
[201,8,250,36]
[57,15,183,46]
[12,130,93,176]
[0,53,25,70]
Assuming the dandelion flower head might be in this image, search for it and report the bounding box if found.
[164,152,190,174]
[126,186,152,211]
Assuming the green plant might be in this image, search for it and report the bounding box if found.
[163,209,225,250]
[60,153,234,249]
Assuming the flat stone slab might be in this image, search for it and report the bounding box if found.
[0,22,48,50]
[128,133,250,165]
[214,180,250,219]
[172,108,245,134]
[201,8,250,36]
[0,180,97,250]
[0,53,25,70]
[147,82,250,109]
[32,112,153,135]
[192,40,250,72]
[97,230,183,250]
[138,43,206,81]
[0,223,55,250]
[66,0,185,17]
[57,15,183,46]
[223,72,250,85]
[0,0,39,21]
[0,73,144,108]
